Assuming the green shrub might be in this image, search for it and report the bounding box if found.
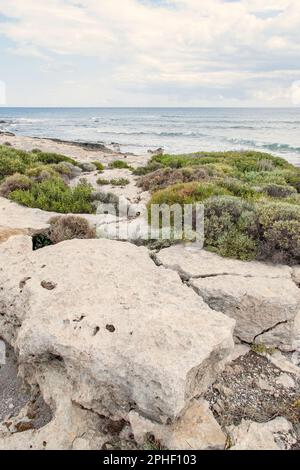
[48,215,96,244]
[0,173,32,197]
[133,161,163,176]
[97,178,110,186]
[26,165,57,182]
[204,196,258,260]
[110,178,130,186]
[10,177,94,214]
[109,160,131,170]
[138,167,212,192]
[35,152,77,166]
[92,161,105,172]
[216,228,257,261]
[256,201,300,264]
[149,182,230,206]
[0,145,77,180]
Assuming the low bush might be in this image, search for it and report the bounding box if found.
[138,167,212,192]
[97,178,110,186]
[92,161,105,172]
[48,215,96,244]
[110,178,130,186]
[0,173,32,197]
[10,177,94,213]
[204,196,258,260]
[149,182,230,206]
[109,160,131,170]
[256,201,300,264]
[262,184,297,199]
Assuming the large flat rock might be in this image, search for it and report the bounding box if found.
[157,245,300,351]
[0,236,234,423]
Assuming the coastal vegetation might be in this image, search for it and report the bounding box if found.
[1,144,299,264]
[0,145,94,213]
[138,151,300,264]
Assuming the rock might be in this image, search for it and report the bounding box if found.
[157,245,300,351]
[275,373,295,389]
[147,148,164,156]
[0,237,235,427]
[267,351,300,376]
[256,378,274,392]
[227,345,250,363]
[129,400,226,450]
[80,162,97,172]
[0,368,105,450]
[228,417,296,450]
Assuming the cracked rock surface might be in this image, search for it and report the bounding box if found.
[0,235,235,449]
[157,245,300,351]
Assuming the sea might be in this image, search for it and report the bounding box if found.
[0,107,300,166]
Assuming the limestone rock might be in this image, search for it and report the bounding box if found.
[0,237,235,425]
[157,245,300,351]
[228,417,296,450]
[275,373,295,389]
[129,400,226,450]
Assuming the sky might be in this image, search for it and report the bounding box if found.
[0,0,300,107]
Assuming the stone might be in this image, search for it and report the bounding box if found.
[80,162,97,172]
[275,373,295,389]
[266,351,300,376]
[0,236,235,426]
[129,400,226,450]
[256,378,274,392]
[157,245,300,351]
[228,417,296,450]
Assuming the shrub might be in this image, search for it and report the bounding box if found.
[0,173,32,197]
[216,228,257,261]
[10,177,94,214]
[149,182,230,206]
[262,184,297,199]
[133,161,163,176]
[256,159,275,172]
[0,145,77,180]
[138,167,211,192]
[35,152,77,166]
[204,196,258,260]
[32,233,53,250]
[110,178,130,186]
[48,215,96,244]
[109,160,131,170]
[92,161,105,172]
[26,165,57,182]
[97,178,110,186]
[256,201,300,264]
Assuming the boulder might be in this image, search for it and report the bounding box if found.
[157,245,300,351]
[0,236,235,426]
[228,417,296,450]
[129,400,226,450]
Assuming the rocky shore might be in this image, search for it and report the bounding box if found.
[0,134,299,450]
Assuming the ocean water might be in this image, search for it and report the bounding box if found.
[0,107,300,166]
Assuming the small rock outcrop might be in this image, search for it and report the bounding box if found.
[157,245,300,351]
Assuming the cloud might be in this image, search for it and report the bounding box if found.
[0,0,299,105]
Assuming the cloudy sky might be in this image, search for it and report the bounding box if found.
[0,0,300,107]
